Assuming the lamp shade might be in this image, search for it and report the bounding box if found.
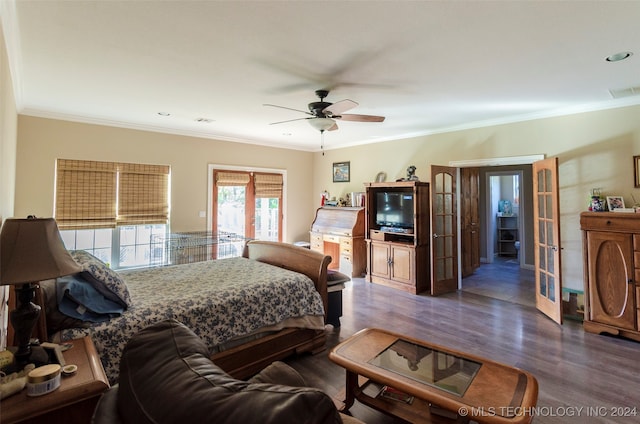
[308,118,336,132]
[0,217,82,285]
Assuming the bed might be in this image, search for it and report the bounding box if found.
[33,240,332,384]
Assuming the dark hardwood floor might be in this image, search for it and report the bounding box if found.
[285,273,640,423]
[462,257,535,308]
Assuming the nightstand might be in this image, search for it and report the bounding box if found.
[1,336,109,424]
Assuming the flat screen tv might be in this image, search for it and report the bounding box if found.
[375,192,414,230]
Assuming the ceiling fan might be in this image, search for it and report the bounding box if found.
[264,89,385,133]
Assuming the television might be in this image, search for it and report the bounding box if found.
[375,191,414,230]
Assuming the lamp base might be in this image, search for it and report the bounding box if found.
[9,283,42,369]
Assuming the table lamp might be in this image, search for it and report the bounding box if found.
[0,217,82,368]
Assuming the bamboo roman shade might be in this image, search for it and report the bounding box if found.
[215,172,251,186]
[117,163,170,226]
[55,159,117,229]
[254,173,283,198]
[55,159,170,230]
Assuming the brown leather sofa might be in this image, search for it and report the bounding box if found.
[91,319,364,424]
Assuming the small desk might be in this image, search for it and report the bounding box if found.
[1,337,109,424]
[329,328,538,424]
[310,206,366,277]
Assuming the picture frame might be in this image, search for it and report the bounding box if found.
[634,155,640,188]
[333,161,350,183]
[606,196,625,211]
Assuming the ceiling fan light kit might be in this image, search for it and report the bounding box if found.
[308,117,336,132]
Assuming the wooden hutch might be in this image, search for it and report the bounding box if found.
[364,181,430,294]
[310,207,366,277]
[580,212,640,342]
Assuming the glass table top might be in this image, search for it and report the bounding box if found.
[368,339,482,397]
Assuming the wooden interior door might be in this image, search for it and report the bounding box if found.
[533,157,563,324]
[460,167,480,277]
[430,165,458,295]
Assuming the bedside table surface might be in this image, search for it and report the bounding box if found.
[1,336,109,424]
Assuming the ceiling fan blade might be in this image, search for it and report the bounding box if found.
[269,117,311,125]
[337,114,386,122]
[263,104,313,115]
[328,122,339,131]
[323,99,358,116]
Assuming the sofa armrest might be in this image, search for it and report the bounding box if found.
[247,361,307,386]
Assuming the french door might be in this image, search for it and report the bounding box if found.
[533,157,563,324]
[430,165,459,295]
[212,170,283,257]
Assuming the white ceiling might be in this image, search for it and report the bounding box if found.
[3,0,640,152]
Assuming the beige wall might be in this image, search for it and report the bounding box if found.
[313,105,640,291]
[1,20,17,222]
[15,116,316,243]
[1,19,18,350]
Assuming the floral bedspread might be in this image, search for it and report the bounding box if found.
[60,257,325,384]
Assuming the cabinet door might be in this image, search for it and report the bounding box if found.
[370,242,391,279]
[390,245,414,285]
[587,231,636,330]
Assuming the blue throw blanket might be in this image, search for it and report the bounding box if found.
[56,275,125,322]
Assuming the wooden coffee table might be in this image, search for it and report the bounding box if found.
[329,328,538,424]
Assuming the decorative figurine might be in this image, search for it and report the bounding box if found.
[407,165,418,180]
[397,165,419,182]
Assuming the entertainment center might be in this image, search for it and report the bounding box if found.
[364,181,430,294]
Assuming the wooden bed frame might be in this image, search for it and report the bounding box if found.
[211,240,332,379]
[8,240,333,381]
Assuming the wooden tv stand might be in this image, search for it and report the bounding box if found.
[364,181,430,294]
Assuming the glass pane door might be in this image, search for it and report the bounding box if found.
[533,157,562,324]
[213,170,283,258]
[255,197,279,241]
[216,185,247,258]
[431,165,458,295]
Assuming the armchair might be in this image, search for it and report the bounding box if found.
[91,319,364,424]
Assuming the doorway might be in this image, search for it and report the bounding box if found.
[460,164,535,306]
[486,171,524,267]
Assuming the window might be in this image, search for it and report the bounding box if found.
[60,225,167,269]
[55,159,170,269]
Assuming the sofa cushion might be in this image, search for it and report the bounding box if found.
[117,319,343,424]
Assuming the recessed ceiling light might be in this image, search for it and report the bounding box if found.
[157,112,171,116]
[606,51,633,62]
[195,117,214,123]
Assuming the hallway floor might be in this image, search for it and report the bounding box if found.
[461,256,536,308]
